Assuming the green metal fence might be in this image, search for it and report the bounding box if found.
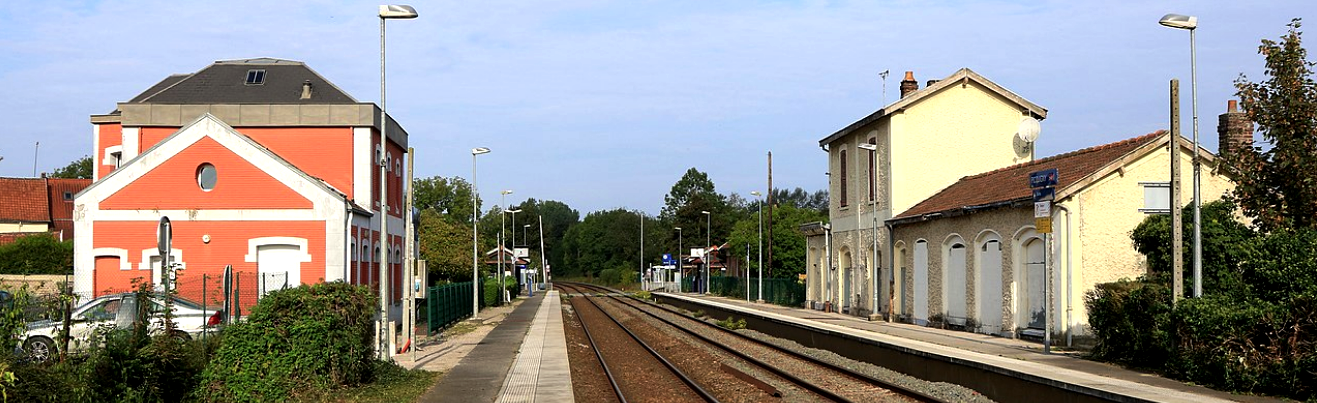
[694,276,806,308]
[428,276,526,333]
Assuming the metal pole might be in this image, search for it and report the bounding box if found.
[746,244,751,301]
[378,15,390,361]
[471,153,481,319]
[1171,80,1184,303]
[538,215,546,293]
[405,147,415,357]
[705,213,711,295]
[1190,28,1202,298]
[869,148,880,320]
[511,210,517,294]
[757,196,763,303]
[1043,232,1052,354]
[639,212,644,288]
[678,229,682,293]
[500,192,506,303]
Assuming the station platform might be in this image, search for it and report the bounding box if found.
[658,292,1280,403]
[419,290,573,403]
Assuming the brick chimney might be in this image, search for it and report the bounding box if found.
[900,71,918,98]
[300,80,314,100]
[1217,100,1253,157]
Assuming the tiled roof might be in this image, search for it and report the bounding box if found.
[0,178,51,223]
[895,131,1165,220]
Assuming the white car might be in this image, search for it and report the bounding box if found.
[21,293,222,362]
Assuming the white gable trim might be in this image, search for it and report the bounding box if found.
[245,237,314,263]
[91,248,132,271]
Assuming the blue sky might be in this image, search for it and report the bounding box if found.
[0,1,1308,214]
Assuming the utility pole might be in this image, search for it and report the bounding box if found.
[1171,80,1184,304]
[766,152,774,277]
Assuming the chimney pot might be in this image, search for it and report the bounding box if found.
[1227,99,1238,112]
[300,80,313,100]
[900,71,919,99]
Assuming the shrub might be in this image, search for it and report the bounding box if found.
[195,281,376,402]
[0,233,72,275]
[1084,278,1173,368]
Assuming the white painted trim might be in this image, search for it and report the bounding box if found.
[244,237,313,263]
[353,127,371,204]
[95,209,319,221]
[324,207,346,283]
[93,124,101,179]
[102,145,124,167]
[91,247,132,271]
[122,127,140,161]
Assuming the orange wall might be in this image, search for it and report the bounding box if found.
[100,136,312,210]
[137,126,355,197]
[96,123,123,180]
[370,131,407,219]
[91,220,327,307]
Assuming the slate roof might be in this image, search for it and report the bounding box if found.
[894,131,1165,221]
[127,58,357,104]
[0,178,51,223]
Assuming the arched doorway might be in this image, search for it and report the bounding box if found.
[1022,237,1046,330]
[839,249,853,312]
[913,240,929,325]
[945,238,967,326]
[977,238,1003,334]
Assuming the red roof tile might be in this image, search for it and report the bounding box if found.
[0,178,51,223]
[896,131,1165,220]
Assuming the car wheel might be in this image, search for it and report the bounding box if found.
[23,336,56,363]
[170,331,191,343]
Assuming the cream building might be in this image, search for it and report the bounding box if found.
[804,68,1046,317]
[888,131,1234,341]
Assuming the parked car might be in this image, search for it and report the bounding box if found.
[20,293,223,362]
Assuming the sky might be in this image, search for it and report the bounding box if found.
[0,1,1309,215]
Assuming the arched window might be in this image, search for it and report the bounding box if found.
[839,149,849,207]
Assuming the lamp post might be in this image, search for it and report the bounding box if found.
[470,147,489,319]
[858,142,880,319]
[750,191,764,303]
[638,211,645,289]
[377,4,417,360]
[500,190,512,302]
[675,227,683,293]
[1160,13,1202,297]
[701,210,710,295]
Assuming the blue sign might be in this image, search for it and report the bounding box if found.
[662,254,674,265]
[1032,187,1055,202]
[1029,168,1059,188]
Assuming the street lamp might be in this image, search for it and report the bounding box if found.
[500,190,513,302]
[857,142,880,319]
[750,191,764,303]
[377,3,417,360]
[470,147,489,319]
[1160,13,1202,297]
[637,211,645,289]
[701,210,710,295]
[675,227,683,293]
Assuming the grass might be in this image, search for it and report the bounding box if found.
[291,362,438,403]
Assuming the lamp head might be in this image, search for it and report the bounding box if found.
[674,227,681,231]
[701,211,710,215]
[472,147,491,155]
[750,191,761,197]
[379,5,418,19]
[501,190,513,195]
[1159,13,1197,30]
[857,143,878,151]
[504,208,522,214]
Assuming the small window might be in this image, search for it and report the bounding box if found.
[197,163,218,191]
[63,191,74,201]
[1140,182,1171,214]
[245,69,266,85]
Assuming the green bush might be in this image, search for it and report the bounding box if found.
[0,233,73,275]
[194,281,376,402]
[1084,277,1173,368]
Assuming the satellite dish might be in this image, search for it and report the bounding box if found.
[1018,116,1041,143]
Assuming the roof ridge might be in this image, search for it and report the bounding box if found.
[960,130,1166,181]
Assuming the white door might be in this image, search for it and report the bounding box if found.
[913,241,929,324]
[978,240,1003,334]
[257,244,302,295]
[946,243,967,325]
[1025,239,1046,329]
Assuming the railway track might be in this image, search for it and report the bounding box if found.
[558,282,942,403]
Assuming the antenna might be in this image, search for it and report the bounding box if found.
[32,141,39,177]
[880,70,890,105]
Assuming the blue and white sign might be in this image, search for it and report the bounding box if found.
[1029,168,1059,188]
[662,254,674,265]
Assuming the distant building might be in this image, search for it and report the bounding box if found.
[0,177,91,246]
[74,58,409,313]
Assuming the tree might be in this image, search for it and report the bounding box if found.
[413,176,478,224]
[726,204,826,278]
[417,209,474,282]
[1227,19,1317,231]
[50,156,92,179]
[660,168,734,255]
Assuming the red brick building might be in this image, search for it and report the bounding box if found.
[0,177,91,245]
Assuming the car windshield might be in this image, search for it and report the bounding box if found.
[168,295,204,310]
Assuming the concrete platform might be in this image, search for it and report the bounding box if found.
[658,292,1281,403]
[419,291,573,403]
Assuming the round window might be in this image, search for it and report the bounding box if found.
[197,163,217,191]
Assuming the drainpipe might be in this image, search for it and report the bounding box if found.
[825,223,833,312]
[886,221,896,322]
[347,207,355,282]
[1056,203,1073,347]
